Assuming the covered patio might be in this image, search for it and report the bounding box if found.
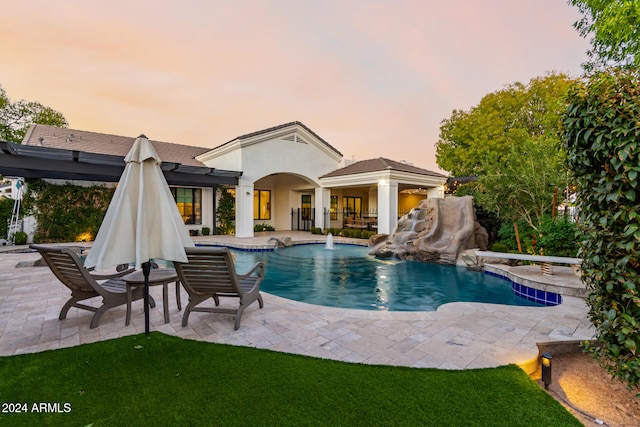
[0,141,242,235]
[319,158,447,234]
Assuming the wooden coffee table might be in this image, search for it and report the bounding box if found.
[124,268,181,325]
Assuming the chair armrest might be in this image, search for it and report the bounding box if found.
[90,267,135,280]
[237,262,265,280]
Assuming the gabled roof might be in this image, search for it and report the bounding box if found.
[213,121,343,157]
[320,157,446,179]
[22,125,210,167]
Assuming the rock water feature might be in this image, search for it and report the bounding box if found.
[370,196,488,265]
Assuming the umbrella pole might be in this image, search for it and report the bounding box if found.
[142,261,151,335]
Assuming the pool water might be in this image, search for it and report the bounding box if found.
[231,244,543,311]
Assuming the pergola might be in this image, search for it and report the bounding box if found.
[0,141,243,234]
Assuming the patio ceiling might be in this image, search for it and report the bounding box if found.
[0,142,242,187]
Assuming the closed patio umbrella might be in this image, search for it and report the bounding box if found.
[84,134,194,334]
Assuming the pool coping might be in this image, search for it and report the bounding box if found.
[483,263,587,299]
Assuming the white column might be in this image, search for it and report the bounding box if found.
[427,185,445,199]
[314,187,331,230]
[235,179,254,238]
[377,179,398,235]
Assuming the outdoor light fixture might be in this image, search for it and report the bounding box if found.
[541,352,552,390]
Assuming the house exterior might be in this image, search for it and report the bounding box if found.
[13,122,447,238]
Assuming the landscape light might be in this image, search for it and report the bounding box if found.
[541,352,552,390]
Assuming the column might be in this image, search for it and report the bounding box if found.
[427,185,445,199]
[314,187,331,230]
[235,179,254,238]
[377,179,398,235]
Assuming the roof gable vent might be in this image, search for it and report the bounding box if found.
[282,134,308,144]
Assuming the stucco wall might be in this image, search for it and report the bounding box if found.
[199,134,341,187]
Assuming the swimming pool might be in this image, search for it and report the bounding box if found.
[230,244,544,311]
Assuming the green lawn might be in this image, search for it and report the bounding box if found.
[0,332,580,426]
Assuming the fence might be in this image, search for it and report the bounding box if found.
[291,208,315,231]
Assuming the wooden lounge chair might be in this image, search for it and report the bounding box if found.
[30,244,153,329]
[174,246,264,330]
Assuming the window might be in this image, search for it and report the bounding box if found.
[330,196,338,220]
[171,187,201,224]
[343,196,362,218]
[254,190,271,220]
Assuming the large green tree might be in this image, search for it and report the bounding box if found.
[564,68,640,393]
[570,0,640,69]
[436,73,576,233]
[0,84,68,143]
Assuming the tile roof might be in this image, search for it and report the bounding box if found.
[214,121,343,156]
[320,157,447,178]
[22,125,210,167]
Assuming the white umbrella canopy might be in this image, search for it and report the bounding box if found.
[84,135,194,272]
[84,135,194,334]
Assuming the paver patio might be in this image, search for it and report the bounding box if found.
[0,232,594,373]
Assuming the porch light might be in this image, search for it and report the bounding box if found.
[541,352,552,390]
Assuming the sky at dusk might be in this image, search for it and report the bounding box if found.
[1,0,590,173]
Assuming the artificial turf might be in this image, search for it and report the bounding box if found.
[0,332,581,426]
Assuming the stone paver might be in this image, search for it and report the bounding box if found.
[0,233,594,373]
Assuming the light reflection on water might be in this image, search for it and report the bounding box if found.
[229,244,542,312]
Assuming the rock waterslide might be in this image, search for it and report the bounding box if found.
[370,196,488,265]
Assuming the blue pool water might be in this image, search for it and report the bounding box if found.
[230,244,543,311]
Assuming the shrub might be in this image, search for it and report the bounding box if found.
[328,228,341,236]
[496,216,578,257]
[339,229,374,239]
[22,179,114,243]
[497,219,535,253]
[0,197,13,239]
[362,230,376,239]
[310,227,323,235]
[538,217,578,257]
[254,223,275,232]
[11,231,27,245]
[201,227,211,236]
[490,242,511,253]
[564,67,640,392]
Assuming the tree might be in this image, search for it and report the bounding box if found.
[0,84,68,143]
[564,67,640,393]
[474,136,566,236]
[216,187,236,235]
[435,73,576,234]
[570,0,640,70]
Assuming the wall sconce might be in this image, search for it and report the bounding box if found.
[541,352,552,390]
